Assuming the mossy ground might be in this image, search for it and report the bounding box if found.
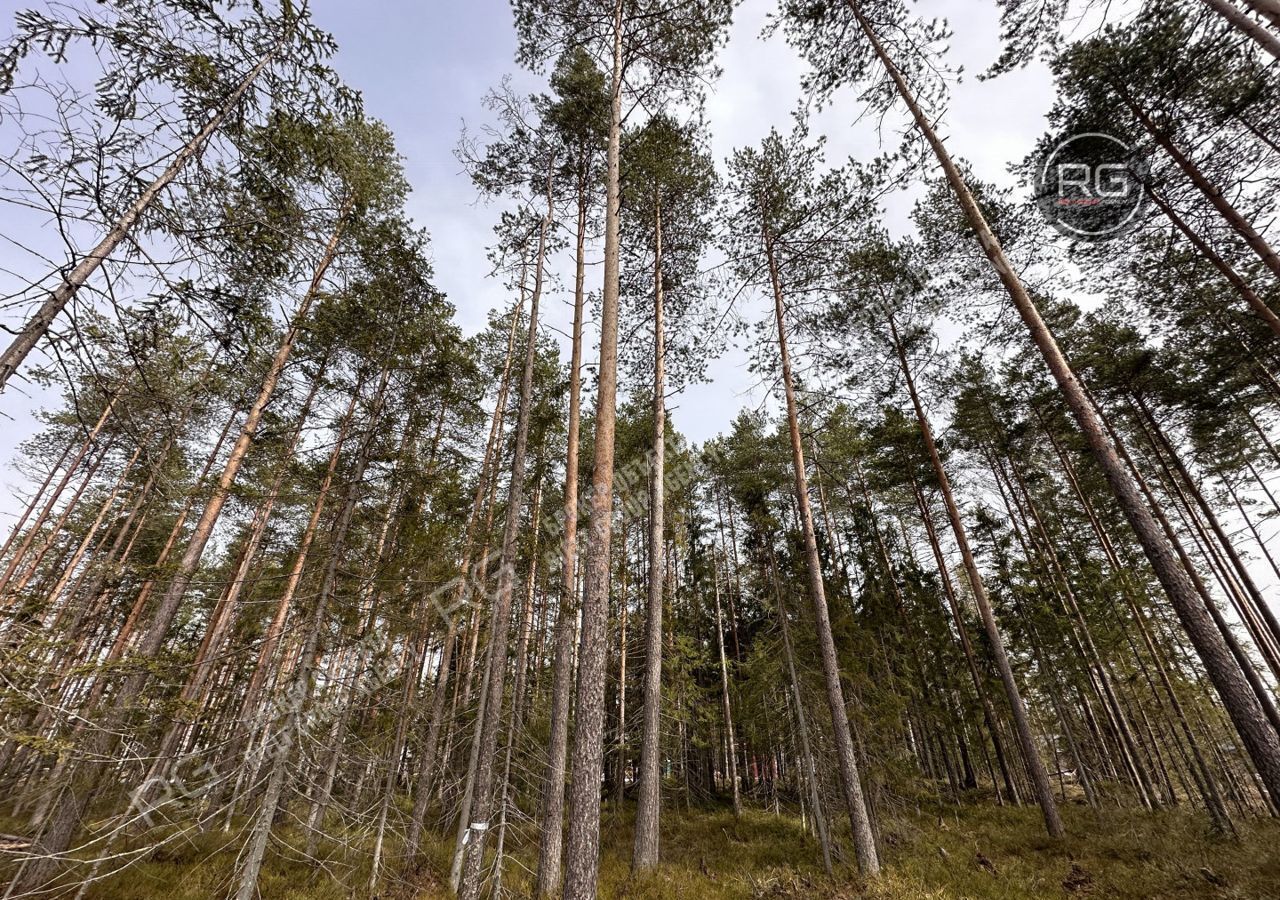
[7,799,1278,898]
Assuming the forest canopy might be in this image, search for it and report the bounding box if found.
[1,1,1279,898]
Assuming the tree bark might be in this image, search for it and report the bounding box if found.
[1117,82,1280,280]
[563,0,624,894]
[440,300,527,886]
[120,203,347,676]
[1200,0,1280,60]
[0,398,115,599]
[769,554,833,876]
[888,315,1064,836]
[492,477,544,898]
[35,441,142,621]
[910,475,1020,806]
[612,539,630,805]
[1100,401,1280,744]
[0,432,77,565]
[231,365,389,900]
[1147,188,1280,340]
[0,40,283,389]
[222,379,361,789]
[994,446,1156,809]
[711,545,741,818]
[1133,393,1280,654]
[457,194,549,900]
[764,228,879,875]
[633,191,667,870]
[135,361,327,807]
[535,166,588,900]
[5,437,116,603]
[845,0,1280,803]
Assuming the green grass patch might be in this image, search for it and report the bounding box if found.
[27,799,1278,898]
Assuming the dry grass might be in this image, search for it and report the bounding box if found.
[10,799,1278,898]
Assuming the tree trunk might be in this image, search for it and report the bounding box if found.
[633,191,667,870]
[0,432,77,565]
[408,297,526,855]
[534,178,587,897]
[492,477,544,898]
[764,228,879,875]
[35,442,142,620]
[711,546,741,818]
[457,190,549,900]
[1101,402,1280,747]
[3,437,115,606]
[1046,410,1238,827]
[1117,82,1280,280]
[222,378,361,790]
[845,0,1280,803]
[370,606,426,897]
[1200,0,1280,60]
[910,475,1020,805]
[612,540,630,805]
[1242,0,1280,27]
[231,365,389,900]
[1133,393,1280,653]
[438,305,527,883]
[120,203,347,671]
[0,398,115,599]
[407,622,456,851]
[0,40,283,388]
[85,401,242,690]
[770,555,833,876]
[135,361,327,807]
[562,0,624,894]
[889,315,1064,836]
[1228,478,1280,585]
[1147,189,1280,340]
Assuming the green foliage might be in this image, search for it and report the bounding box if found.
[58,804,1280,899]
[619,113,720,388]
[4,2,1280,898]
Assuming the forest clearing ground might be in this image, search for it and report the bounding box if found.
[21,799,1276,899]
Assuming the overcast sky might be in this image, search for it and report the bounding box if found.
[0,0,1066,517]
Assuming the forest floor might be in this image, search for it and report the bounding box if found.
[10,799,1279,899]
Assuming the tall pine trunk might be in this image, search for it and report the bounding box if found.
[457,197,549,900]
[770,553,833,876]
[909,475,1021,806]
[845,0,1280,802]
[1116,82,1280,282]
[711,546,741,818]
[633,192,667,870]
[563,0,624,893]
[0,41,283,388]
[1200,0,1280,60]
[1132,393,1280,653]
[10,211,346,888]
[1147,189,1280,340]
[219,380,361,803]
[0,398,115,600]
[136,362,327,807]
[231,365,390,900]
[492,478,544,897]
[535,172,589,899]
[407,373,510,853]
[764,228,880,875]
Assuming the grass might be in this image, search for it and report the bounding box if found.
[10,798,1279,898]
[869,802,1280,899]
